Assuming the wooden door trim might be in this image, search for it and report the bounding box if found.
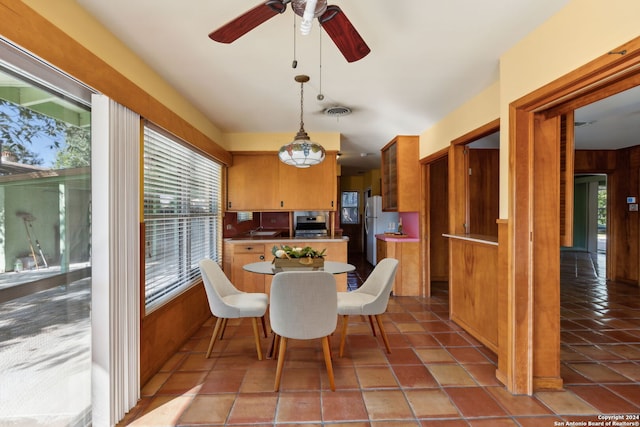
[420,148,448,297]
[507,36,640,394]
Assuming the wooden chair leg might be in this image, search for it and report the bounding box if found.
[274,337,287,392]
[219,318,229,340]
[339,315,350,357]
[368,315,377,337]
[260,315,268,338]
[322,336,336,391]
[206,317,224,358]
[251,317,264,361]
[272,334,281,359]
[374,314,392,354]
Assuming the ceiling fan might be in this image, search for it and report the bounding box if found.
[209,0,370,63]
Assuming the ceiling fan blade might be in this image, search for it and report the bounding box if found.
[209,1,287,43]
[319,5,370,63]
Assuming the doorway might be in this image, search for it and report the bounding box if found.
[507,36,640,394]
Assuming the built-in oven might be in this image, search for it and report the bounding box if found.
[294,215,328,238]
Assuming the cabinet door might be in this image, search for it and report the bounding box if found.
[381,143,398,211]
[381,136,419,212]
[227,154,279,210]
[230,244,266,293]
[278,153,337,210]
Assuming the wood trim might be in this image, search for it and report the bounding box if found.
[509,36,640,394]
[449,144,467,234]
[532,114,562,389]
[508,106,534,395]
[559,112,575,247]
[496,219,509,386]
[0,0,231,166]
[451,118,500,146]
[514,37,640,112]
[421,162,430,297]
[420,146,449,164]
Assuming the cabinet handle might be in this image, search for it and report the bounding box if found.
[331,200,334,208]
[280,201,284,207]
[228,201,232,208]
[246,247,253,251]
[259,255,265,261]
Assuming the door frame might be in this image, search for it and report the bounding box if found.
[505,36,640,394]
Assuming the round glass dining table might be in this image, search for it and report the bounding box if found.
[242,260,355,275]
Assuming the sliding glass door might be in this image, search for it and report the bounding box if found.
[0,45,93,426]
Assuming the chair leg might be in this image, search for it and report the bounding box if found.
[322,336,336,391]
[272,334,281,359]
[368,315,377,337]
[251,317,264,361]
[219,318,229,340]
[274,337,288,392]
[339,315,350,357]
[206,317,224,358]
[374,314,392,354]
[260,316,268,338]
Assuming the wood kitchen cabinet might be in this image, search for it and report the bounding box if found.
[376,238,420,296]
[223,242,267,293]
[227,153,279,211]
[227,152,337,211]
[381,136,419,212]
[278,152,337,210]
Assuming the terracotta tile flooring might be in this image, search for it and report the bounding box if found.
[119,251,640,426]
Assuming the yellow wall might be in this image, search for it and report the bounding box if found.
[419,0,640,218]
[226,132,341,151]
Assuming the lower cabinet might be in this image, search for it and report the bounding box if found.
[376,238,420,296]
[223,243,267,293]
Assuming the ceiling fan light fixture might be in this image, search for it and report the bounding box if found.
[292,0,328,35]
[279,75,326,168]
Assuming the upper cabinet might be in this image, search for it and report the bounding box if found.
[227,153,280,211]
[227,152,337,211]
[278,152,337,210]
[381,136,419,212]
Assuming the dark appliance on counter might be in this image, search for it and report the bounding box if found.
[294,215,328,238]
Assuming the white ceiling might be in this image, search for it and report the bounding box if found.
[75,0,640,175]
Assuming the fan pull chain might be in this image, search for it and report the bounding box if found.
[317,25,324,100]
[292,13,298,68]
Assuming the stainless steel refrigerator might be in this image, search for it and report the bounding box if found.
[364,195,399,266]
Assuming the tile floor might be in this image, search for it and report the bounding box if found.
[119,251,640,426]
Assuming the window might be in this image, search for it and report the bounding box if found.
[237,212,253,222]
[341,191,359,224]
[143,124,222,311]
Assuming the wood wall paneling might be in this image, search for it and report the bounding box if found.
[140,284,210,385]
[467,149,500,237]
[448,238,498,353]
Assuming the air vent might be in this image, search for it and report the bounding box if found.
[324,106,352,117]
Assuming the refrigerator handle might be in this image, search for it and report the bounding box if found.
[364,201,370,235]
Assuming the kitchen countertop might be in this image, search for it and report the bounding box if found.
[225,236,349,242]
[375,233,419,243]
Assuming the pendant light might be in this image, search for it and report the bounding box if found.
[279,75,325,168]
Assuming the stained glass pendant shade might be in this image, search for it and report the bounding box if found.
[278,75,325,168]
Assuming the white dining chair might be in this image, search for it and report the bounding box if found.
[198,258,268,360]
[269,271,338,392]
[337,257,399,357]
